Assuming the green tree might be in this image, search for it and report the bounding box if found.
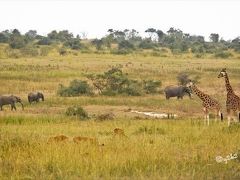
[209,33,219,43]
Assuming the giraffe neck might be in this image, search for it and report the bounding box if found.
[191,84,208,101]
[224,73,234,94]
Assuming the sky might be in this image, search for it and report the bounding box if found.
[0,0,239,41]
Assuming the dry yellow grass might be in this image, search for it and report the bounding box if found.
[0,52,240,179]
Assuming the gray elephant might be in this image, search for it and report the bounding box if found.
[0,95,24,111]
[28,92,44,104]
[164,85,192,99]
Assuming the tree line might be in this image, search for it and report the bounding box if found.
[0,28,239,57]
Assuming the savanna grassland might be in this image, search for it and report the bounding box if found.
[1,52,240,179]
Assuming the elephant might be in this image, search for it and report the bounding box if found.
[0,95,24,111]
[28,92,44,104]
[164,85,192,100]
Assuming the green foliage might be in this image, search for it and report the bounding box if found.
[9,35,26,49]
[87,66,142,96]
[139,39,156,49]
[58,80,93,97]
[118,40,134,50]
[111,49,132,55]
[64,39,81,50]
[143,80,162,94]
[20,46,39,56]
[214,51,233,58]
[65,106,89,120]
[87,66,162,96]
[37,37,52,45]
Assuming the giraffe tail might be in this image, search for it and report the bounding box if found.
[238,112,240,122]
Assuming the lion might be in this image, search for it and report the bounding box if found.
[47,135,69,143]
[73,136,98,144]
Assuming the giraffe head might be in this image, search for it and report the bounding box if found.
[186,80,193,88]
[218,68,227,78]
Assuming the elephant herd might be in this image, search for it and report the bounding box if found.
[0,92,44,111]
[0,85,188,111]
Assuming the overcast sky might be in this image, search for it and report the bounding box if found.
[0,0,239,40]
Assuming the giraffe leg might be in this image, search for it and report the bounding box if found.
[233,111,238,123]
[227,109,231,126]
[238,111,240,122]
[203,107,209,125]
[215,110,218,122]
[207,113,210,126]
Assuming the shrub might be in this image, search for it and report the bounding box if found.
[39,46,51,56]
[110,49,132,55]
[214,51,233,59]
[143,80,162,94]
[20,46,39,56]
[57,80,93,97]
[177,72,200,85]
[65,106,89,120]
[96,113,115,121]
[59,48,67,56]
[177,72,190,86]
[88,66,142,96]
[120,81,142,96]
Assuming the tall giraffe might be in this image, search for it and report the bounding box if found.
[218,68,240,126]
[186,80,223,125]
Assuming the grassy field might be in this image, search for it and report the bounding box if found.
[1,53,240,179]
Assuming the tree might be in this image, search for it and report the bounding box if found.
[37,37,52,45]
[25,30,37,39]
[92,39,104,50]
[145,28,156,40]
[209,33,219,43]
[9,29,26,49]
[64,38,81,50]
[118,40,134,50]
[0,33,8,43]
[156,30,164,42]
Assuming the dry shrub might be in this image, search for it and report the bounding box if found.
[97,112,115,121]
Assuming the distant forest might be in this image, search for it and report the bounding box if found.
[0,28,239,58]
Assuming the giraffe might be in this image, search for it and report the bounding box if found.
[218,68,240,126]
[186,80,223,125]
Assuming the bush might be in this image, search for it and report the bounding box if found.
[120,81,142,96]
[57,80,93,97]
[59,48,67,56]
[110,49,132,55]
[88,66,142,96]
[39,46,51,56]
[96,113,115,121]
[214,51,233,58]
[65,106,89,120]
[177,72,190,86]
[143,80,162,94]
[20,46,39,56]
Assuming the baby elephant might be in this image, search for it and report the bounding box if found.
[0,95,24,111]
[28,92,44,104]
